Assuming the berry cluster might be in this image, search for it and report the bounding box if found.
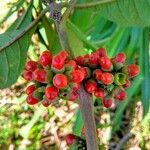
[23,48,140,108]
[75,48,140,108]
[23,50,84,107]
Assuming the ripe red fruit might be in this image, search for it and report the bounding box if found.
[25,60,37,72]
[26,85,36,95]
[89,52,99,66]
[123,79,131,88]
[114,89,126,101]
[65,60,77,70]
[94,88,105,99]
[45,86,59,100]
[65,134,75,145]
[114,52,126,63]
[75,56,85,66]
[99,56,113,71]
[58,50,69,60]
[71,70,85,83]
[93,69,102,81]
[127,64,140,78]
[53,74,68,89]
[39,50,52,66]
[101,73,114,85]
[103,98,113,108]
[96,48,107,57]
[23,70,33,81]
[26,94,39,105]
[79,67,91,79]
[33,69,46,83]
[69,91,78,101]
[52,55,65,70]
[84,80,97,94]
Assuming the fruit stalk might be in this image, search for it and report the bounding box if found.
[78,84,98,150]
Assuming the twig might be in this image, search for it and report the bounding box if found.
[78,84,99,150]
[115,132,132,150]
[0,7,49,52]
[62,0,116,9]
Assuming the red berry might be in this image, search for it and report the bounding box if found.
[39,50,52,66]
[25,60,37,72]
[75,56,85,66]
[45,86,59,100]
[96,47,107,57]
[89,52,99,66]
[65,60,77,70]
[114,52,126,63]
[94,88,105,99]
[101,73,114,85]
[42,100,50,107]
[58,50,69,60]
[33,69,46,83]
[93,69,102,81]
[127,64,140,78]
[84,80,97,94]
[99,56,113,71]
[79,67,91,79]
[71,70,85,83]
[52,55,65,70]
[123,79,131,88]
[69,91,78,101]
[53,74,68,89]
[26,85,36,95]
[114,89,126,101]
[103,98,113,108]
[70,82,80,91]
[26,94,39,105]
[65,134,75,145]
[23,70,33,81]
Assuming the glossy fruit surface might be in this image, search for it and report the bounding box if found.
[33,69,46,83]
[65,134,75,145]
[84,80,97,94]
[103,98,113,108]
[127,64,140,78]
[114,52,126,63]
[71,70,85,83]
[26,94,39,105]
[26,85,36,95]
[115,89,126,101]
[23,70,33,81]
[93,69,102,81]
[53,74,68,89]
[39,51,52,66]
[25,60,37,72]
[101,73,114,85]
[45,86,59,100]
[99,56,112,71]
[94,88,105,99]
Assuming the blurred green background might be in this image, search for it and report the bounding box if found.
[0,0,150,149]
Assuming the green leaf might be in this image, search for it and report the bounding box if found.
[140,28,150,117]
[0,3,35,89]
[112,75,143,132]
[99,0,150,27]
[72,109,83,136]
[0,0,25,24]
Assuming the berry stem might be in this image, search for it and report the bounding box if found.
[78,84,98,150]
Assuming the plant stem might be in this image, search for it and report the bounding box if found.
[62,0,116,9]
[78,84,98,150]
[0,7,49,52]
